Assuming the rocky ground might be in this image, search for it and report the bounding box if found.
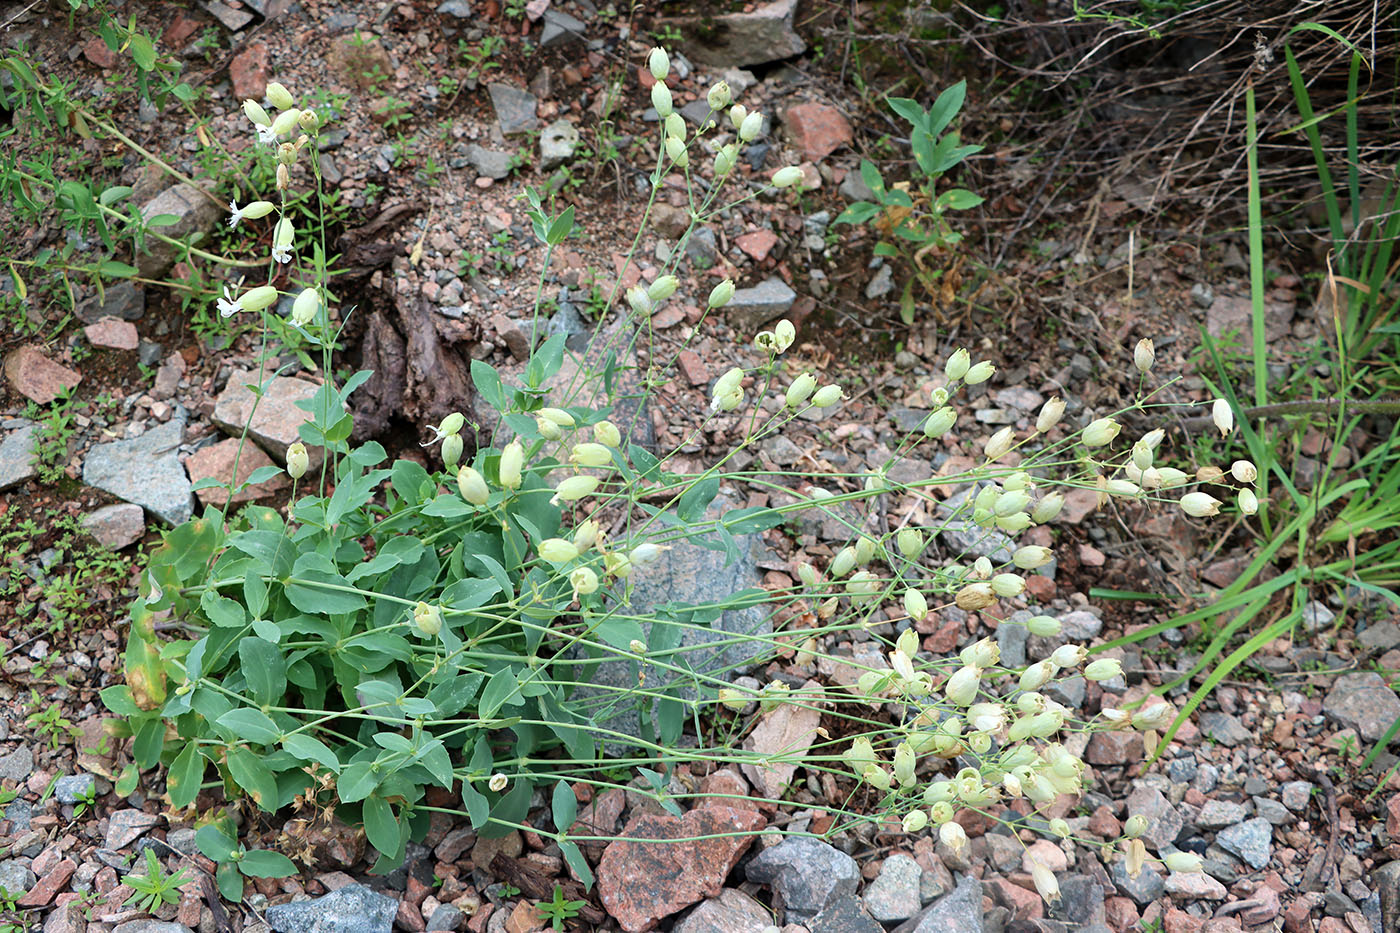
[1,1,1399,933]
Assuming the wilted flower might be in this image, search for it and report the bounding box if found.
[954,581,996,611]
[1030,857,1061,905]
[774,320,796,352]
[939,820,968,852]
[1019,660,1055,692]
[1132,701,1174,731]
[944,665,981,705]
[902,810,929,833]
[984,426,1015,460]
[488,773,509,793]
[570,566,599,597]
[1050,644,1088,668]
[1125,838,1148,880]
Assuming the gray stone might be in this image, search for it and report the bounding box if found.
[4,799,32,833]
[0,859,34,896]
[55,774,96,804]
[1043,675,1086,710]
[1324,671,1400,742]
[1126,786,1183,849]
[1281,781,1313,811]
[466,145,512,180]
[679,99,715,128]
[1189,282,1214,308]
[811,896,882,933]
[166,827,199,855]
[1055,874,1106,926]
[112,922,195,933]
[997,615,1030,669]
[839,170,874,202]
[865,265,895,300]
[938,520,1014,563]
[105,809,162,849]
[672,0,805,68]
[82,503,146,549]
[538,120,580,170]
[1302,600,1336,632]
[1166,756,1198,784]
[1110,860,1165,906]
[746,837,859,922]
[1198,712,1250,747]
[1253,796,1292,825]
[267,884,398,933]
[136,184,222,279]
[571,502,771,748]
[1375,860,1400,933]
[862,853,921,921]
[673,888,771,933]
[887,407,928,433]
[211,370,319,464]
[909,873,982,933]
[686,227,719,268]
[83,415,193,526]
[0,422,37,492]
[201,0,254,30]
[487,83,538,135]
[760,435,803,466]
[427,904,464,931]
[1196,799,1247,830]
[1215,818,1272,869]
[725,277,796,332]
[540,9,586,47]
[0,745,33,782]
[1059,610,1102,640]
[77,281,146,323]
[436,0,472,16]
[1359,622,1400,651]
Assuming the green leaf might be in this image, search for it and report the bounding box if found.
[525,334,567,389]
[201,592,247,628]
[216,708,282,745]
[238,849,297,878]
[285,570,366,616]
[166,743,205,810]
[471,360,506,412]
[282,734,341,774]
[133,716,164,769]
[421,494,474,518]
[98,259,138,277]
[834,201,880,226]
[479,668,523,719]
[227,747,279,811]
[216,862,244,901]
[560,839,594,888]
[362,795,402,857]
[416,739,454,789]
[115,763,139,797]
[551,780,577,832]
[721,505,784,535]
[887,96,926,127]
[347,536,424,583]
[196,825,239,862]
[101,684,141,717]
[441,576,502,611]
[545,205,575,245]
[594,616,645,651]
[936,188,984,211]
[238,637,287,705]
[677,476,720,523]
[925,79,967,138]
[629,444,661,482]
[126,33,155,70]
[336,761,379,803]
[860,159,885,194]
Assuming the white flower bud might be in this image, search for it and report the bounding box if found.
[664,112,686,140]
[1133,338,1155,374]
[1032,493,1065,523]
[441,433,463,470]
[410,602,445,638]
[664,135,689,168]
[1165,852,1204,873]
[944,665,981,706]
[1123,814,1147,838]
[243,99,271,126]
[651,82,674,118]
[960,637,999,668]
[648,48,670,80]
[570,443,612,468]
[713,145,737,176]
[1106,479,1141,497]
[552,474,600,503]
[984,426,1015,460]
[1238,488,1259,515]
[1036,397,1066,433]
[570,566,599,596]
[648,275,680,301]
[995,489,1032,517]
[1019,662,1056,694]
[499,441,523,490]
[739,110,764,142]
[902,589,928,623]
[771,166,804,188]
[1049,818,1072,839]
[729,103,748,128]
[706,81,731,110]
[286,442,309,480]
[945,348,971,380]
[854,535,877,565]
[893,741,916,787]
[1212,398,1233,436]
[540,538,580,564]
[829,545,857,578]
[1084,658,1123,681]
[1132,440,1154,471]
[1180,492,1221,517]
[270,108,302,137]
[708,279,735,308]
[1050,644,1087,668]
[965,360,996,384]
[629,542,665,566]
[1027,615,1061,637]
[1013,546,1053,570]
[990,573,1024,598]
[1231,459,1258,484]
[291,288,319,326]
[845,570,881,601]
[298,109,319,131]
[1157,467,1189,488]
[240,285,280,313]
[786,372,817,408]
[902,810,929,833]
[1083,417,1122,447]
[923,407,957,437]
[265,81,295,110]
[537,417,562,441]
[458,467,489,505]
[939,821,968,852]
[897,528,924,558]
[591,420,621,448]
